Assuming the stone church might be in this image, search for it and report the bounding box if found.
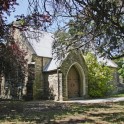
[0,28,119,101]
[14,28,88,101]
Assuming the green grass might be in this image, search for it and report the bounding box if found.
[0,101,124,123]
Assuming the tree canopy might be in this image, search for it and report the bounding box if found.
[50,0,124,59]
[0,0,124,59]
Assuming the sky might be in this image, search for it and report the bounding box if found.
[7,0,29,23]
[6,0,69,33]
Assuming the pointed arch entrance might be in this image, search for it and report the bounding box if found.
[67,66,80,98]
[66,62,86,99]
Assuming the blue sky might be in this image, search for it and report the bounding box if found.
[7,0,69,32]
[7,0,29,23]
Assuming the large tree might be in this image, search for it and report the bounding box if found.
[47,0,124,59]
[0,0,124,59]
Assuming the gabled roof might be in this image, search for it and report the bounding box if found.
[24,29,54,58]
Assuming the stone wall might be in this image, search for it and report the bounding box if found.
[13,29,33,64]
[32,55,44,100]
[44,71,62,101]
[48,73,58,100]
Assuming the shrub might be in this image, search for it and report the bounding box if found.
[84,53,114,98]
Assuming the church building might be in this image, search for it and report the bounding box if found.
[12,28,89,101]
[0,27,119,101]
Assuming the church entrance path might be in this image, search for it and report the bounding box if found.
[57,97,124,104]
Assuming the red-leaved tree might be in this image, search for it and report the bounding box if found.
[0,40,27,99]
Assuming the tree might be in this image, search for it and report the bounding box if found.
[0,41,27,99]
[0,0,124,73]
[84,53,114,98]
[43,0,124,59]
[0,0,52,39]
[1,1,124,60]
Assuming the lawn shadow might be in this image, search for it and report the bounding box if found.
[54,118,95,124]
[0,101,92,123]
[88,110,124,123]
[102,112,124,123]
[0,101,124,123]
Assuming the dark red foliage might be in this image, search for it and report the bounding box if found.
[7,42,27,65]
[0,41,27,85]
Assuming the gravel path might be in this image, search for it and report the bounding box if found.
[57,97,124,104]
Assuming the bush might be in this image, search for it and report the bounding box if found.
[84,53,114,98]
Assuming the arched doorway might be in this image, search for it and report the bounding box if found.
[67,66,80,98]
[60,51,88,100]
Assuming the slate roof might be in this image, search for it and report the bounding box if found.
[24,29,54,58]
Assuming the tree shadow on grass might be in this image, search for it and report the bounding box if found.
[102,112,124,123]
[0,101,124,123]
[0,101,95,123]
[54,118,95,124]
[88,111,124,123]
[98,102,124,123]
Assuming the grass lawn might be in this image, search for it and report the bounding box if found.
[0,100,124,124]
